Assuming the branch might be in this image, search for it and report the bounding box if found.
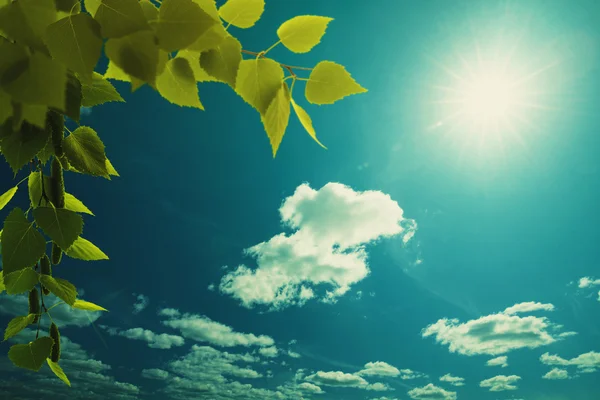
[241,49,313,78]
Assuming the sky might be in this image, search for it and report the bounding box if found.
[1,0,600,399]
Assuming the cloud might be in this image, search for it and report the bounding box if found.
[141,369,170,380]
[439,373,465,386]
[297,382,324,394]
[258,346,279,358]
[422,303,562,356]
[502,301,554,315]
[407,383,457,400]
[578,277,600,288]
[540,351,600,372]
[107,327,185,349]
[219,183,415,310]
[399,368,427,380]
[486,356,508,368]
[366,382,393,391]
[543,368,569,380]
[158,308,181,318]
[287,350,301,358]
[357,361,400,377]
[160,311,274,348]
[132,293,149,314]
[479,375,521,391]
[305,371,368,388]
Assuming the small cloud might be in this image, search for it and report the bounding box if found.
[258,346,279,358]
[141,368,170,380]
[543,368,569,380]
[106,327,185,349]
[132,293,149,314]
[540,351,600,372]
[502,301,554,315]
[366,382,393,391]
[288,350,301,358]
[439,373,465,386]
[408,383,456,400]
[486,356,508,368]
[297,382,324,394]
[158,307,180,318]
[207,283,216,291]
[578,277,600,288]
[479,375,521,392]
[357,361,400,377]
[305,371,368,388]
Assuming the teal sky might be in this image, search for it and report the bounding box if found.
[1,0,600,399]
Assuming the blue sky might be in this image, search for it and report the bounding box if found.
[1,0,600,399]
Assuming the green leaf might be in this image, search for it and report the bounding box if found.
[103,60,131,82]
[139,0,159,22]
[39,276,77,305]
[235,58,283,115]
[84,0,100,15]
[218,0,264,29]
[47,359,71,386]
[4,314,36,341]
[277,15,333,54]
[291,99,326,149]
[33,207,83,250]
[105,30,160,85]
[55,0,82,13]
[3,268,39,295]
[176,50,216,82]
[186,23,227,52]
[200,35,241,87]
[65,71,82,122]
[0,90,11,125]
[1,119,51,174]
[63,126,110,177]
[193,0,219,21]
[65,236,108,260]
[44,13,103,81]
[261,82,291,157]
[156,57,203,109]
[93,0,149,38]
[0,271,5,294]
[0,185,17,211]
[0,0,57,50]
[22,104,48,129]
[28,171,52,208]
[72,299,108,311]
[8,336,54,372]
[153,0,216,52]
[81,72,124,107]
[106,158,119,177]
[305,61,368,105]
[37,136,54,165]
[1,208,46,275]
[64,193,94,215]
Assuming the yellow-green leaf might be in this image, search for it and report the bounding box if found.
[21,104,47,130]
[156,57,203,109]
[84,0,101,15]
[291,98,326,149]
[93,0,149,38]
[0,185,17,211]
[27,171,52,208]
[139,0,158,22]
[105,30,160,85]
[305,61,367,105]
[8,337,54,372]
[3,268,39,295]
[0,271,5,294]
[186,23,227,52]
[193,0,219,21]
[4,314,36,341]
[72,299,108,312]
[0,90,11,125]
[39,276,77,305]
[45,13,103,81]
[63,126,110,177]
[218,0,264,29]
[1,208,46,275]
[0,120,51,174]
[176,50,216,82]
[65,236,108,261]
[200,35,241,87]
[55,0,81,13]
[47,359,71,386]
[106,158,119,177]
[64,193,94,215]
[0,0,57,51]
[153,0,215,52]
[261,82,291,157]
[33,207,83,250]
[235,58,283,115]
[104,61,131,82]
[277,15,333,54]
[81,72,125,107]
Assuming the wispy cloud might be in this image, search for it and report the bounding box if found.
[132,293,149,314]
[105,327,185,349]
[540,351,600,373]
[543,368,569,380]
[439,373,465,386]
[407,383,456,400]
[486,356,508,368]
[479,375,521,391]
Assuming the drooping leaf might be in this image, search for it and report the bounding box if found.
[0,271,5,294]
[261,82,291,157]
[106,158,119,177]
[28,171,52,208]
[37,136,54,165]
[65,236,108,260]
[218,0,264,29]
[0,0,57,50]
[22,104,47,129]
[291,99,326,149]
[153,0,215,52]
[8,336,54,372]
[4,314,36,341]
[81,72,124,107]
[0,185,17,210]
[64,71,82,122]
[0,90,11,125]
[105,30,160,85]
[235,58,283,114]
[176,50,216,82]
[305,61,367,105]
[3,268,39,295]
[55,0,82,13]
[64,193,94,215]
[33,207,83,250]
[156,57,203,109]
[0,119,51,174]
[1,208,46,275]
[47,359,71,386]
[277,15,333,54]
[39,276,77,305]
[93,0,149,38]
[199,35,241,87]
[139,0,159,22]
[44,13,103,81]
[62,126,110,177]
[186,23,227,52]
[103,61,131,82]
[72,299,108,311]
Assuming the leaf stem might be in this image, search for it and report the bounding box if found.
[262,40,281,56]
[240,49,314,77]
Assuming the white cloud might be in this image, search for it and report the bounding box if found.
[158,308,180,318]
[407,383,457,400]
[558,331,578,338]
[219,183,415,310]
[366,382,393,391]
[297,382,324,394]
[288,350,301,358]
[540,351,600,372]
[543,368,569,380]
[132,293,149,314]
[258,346,279,358]
[141,369,170,380]
[108,327,185,349]
[578,277,600,288]
[305,371,368,388]
[479,375,521,391]
[399,368,427,380]
[502,301,554,315]
[439,373,465,386]
[422,303,562,356]
[357,361,400,377]
[486,356,508,368]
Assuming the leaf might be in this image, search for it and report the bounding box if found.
[55,0,82,13]
[47,359,71,386]
[4,314,36,341]
[63,126,110,177]
[72,299,108,311]
[186,23,227,52]
[0,185,17,210]
[1,208,46,275]
[22,104,48,129]
[305,61,368,105]
[65,236,108,261]
[105,30,160,85]
[277,15,333,54]
[33,207,83,250]
[64,193,94,215]
[193,0,219,21]
[218,0,264,29]
[28,171,52,208]
[8,336,54,372]
[44,13,103,81]
[106,158,119,177]
[156,57,203,109]
[153,0,215,52]
[235,58,283,114]
[64,71,82,122]
[176,50,216,82]
[3,268,39,295]
[103,61,131,82]
[39,276,77,305]
[81,72,124,107]
[291,99,326,149]
[84,0,100,15]
[0,0,57,50]
[0,90,11,125]
[139,0,159,22]
[0,271,5,294]
[93,0,149,38]
[1,119,51,174]
[261,82,291,157]
[200,35,241,87]
[37,136,54,165]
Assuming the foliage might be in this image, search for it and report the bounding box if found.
[0,0,365,386]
